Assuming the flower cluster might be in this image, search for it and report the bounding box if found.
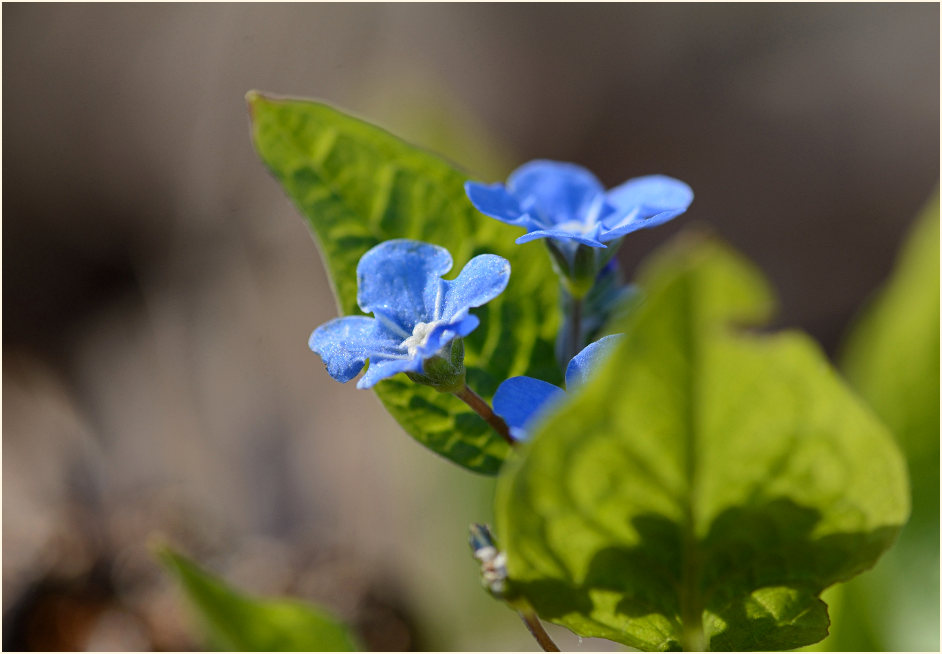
[309,160,689,445]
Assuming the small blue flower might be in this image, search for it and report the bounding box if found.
[493,334,624,440]
[310,239,510,389]
[465,160,693,248]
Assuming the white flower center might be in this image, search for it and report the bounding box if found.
[554,219,595,235]
[400,320,445,357]
[538,194,606,235]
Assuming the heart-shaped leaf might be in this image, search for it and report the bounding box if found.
[495,235,910,651]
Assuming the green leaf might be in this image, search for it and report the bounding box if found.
[247,92,560,475]
[495,234,910,651]
[817,192,939,651]
[841,192,939,502]
[158,547,359,652]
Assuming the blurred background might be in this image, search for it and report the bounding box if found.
[3,4,938,651]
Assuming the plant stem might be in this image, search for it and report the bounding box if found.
[566,295,583,365]
[454,384,516,447]
[519,609,560,652]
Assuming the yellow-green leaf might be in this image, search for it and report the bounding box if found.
[495,235,910,651]
[159,548,359,652]
[819,192,939,651]
[248,92,560,474]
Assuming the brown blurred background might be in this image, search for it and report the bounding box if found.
[3,3,939,651]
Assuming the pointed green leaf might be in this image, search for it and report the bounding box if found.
[842,192,940,481]
[159,547,359,652]
[818,193,939,651]
[495,235,910,651]
[247,92,560,474]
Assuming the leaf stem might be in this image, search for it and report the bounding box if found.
[518,609,560,652]
[454,384,516,447]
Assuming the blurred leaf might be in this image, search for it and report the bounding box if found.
[247,92,560,475]
[495,234,910,651]
[842,193,940,465]
[356,75,513,182]
[159,548,359,652]
[817,193,940,651]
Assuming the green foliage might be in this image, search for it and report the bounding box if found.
[159,547,359,652]
[842,193,940,466]
[818,193,940,651]
[495,235,910,651]
[247,92,560,475]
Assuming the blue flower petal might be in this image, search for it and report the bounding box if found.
[417,314,480,361]
[439,254,511,322]
[507,160,605,227]
[464,182,529,226]
[356,240,453,333]
[565,333,625,390]
[356,356,423,389]
[493,376,566,441]
[309,316,403,383]
[606,174,693,213]
[600,207,686,241]
[515,228,606,248]
[601,175,693,239]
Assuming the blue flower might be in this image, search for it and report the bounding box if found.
[493,334,624,440]
[465,160,693,248]
[309,239,510,389]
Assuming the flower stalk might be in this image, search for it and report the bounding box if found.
[519,608,561,652]
[565,295,583,368]
[469,524,559,652]
[454,384,516,446]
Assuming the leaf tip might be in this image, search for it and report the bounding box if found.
[244,89,270,121]
[150,538,194,582]
[154,549,181,576]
